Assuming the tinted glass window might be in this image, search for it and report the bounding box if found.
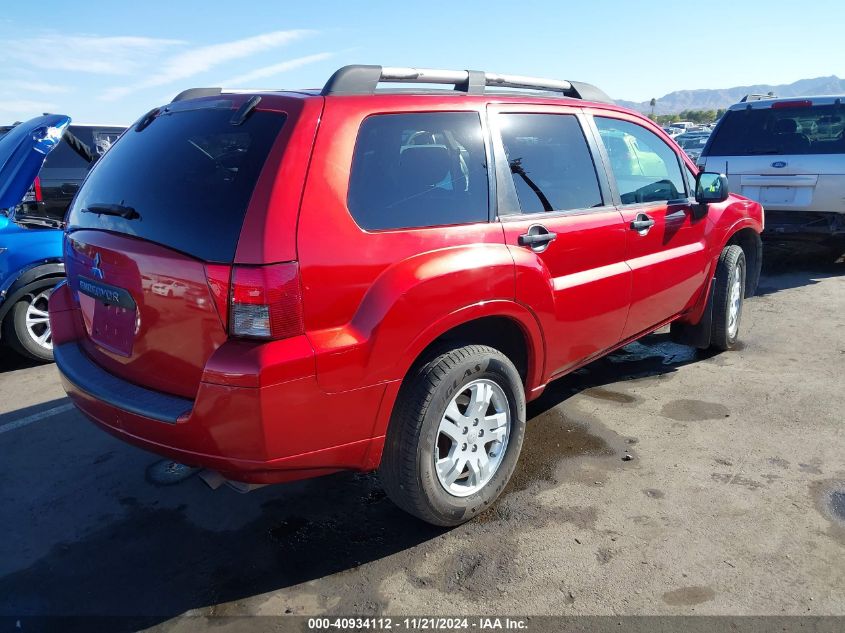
[498,113,602,213]
[44,127,94,170]
[68,108,286,262]
[348,112,488,230]
[685,166,696,196]
[596,117,685,204]
[707,104,845,156]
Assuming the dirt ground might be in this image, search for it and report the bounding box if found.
[1,254,843,631]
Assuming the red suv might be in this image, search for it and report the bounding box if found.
[50,65,763,526]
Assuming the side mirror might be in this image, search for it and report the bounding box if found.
[695,172,730,204]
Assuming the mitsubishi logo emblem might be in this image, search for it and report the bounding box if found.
[91,253,105,280]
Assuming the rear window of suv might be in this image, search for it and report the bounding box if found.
[67,106,286,262]
[708,104,845,156]
[347,112,488,230]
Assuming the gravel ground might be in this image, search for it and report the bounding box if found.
[0,254,843,631]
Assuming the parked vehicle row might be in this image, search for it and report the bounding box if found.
[675,131,711,162]
[44,65,763,525]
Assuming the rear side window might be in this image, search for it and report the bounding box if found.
[347,112,488,230]
[42,127,124,171]
[595,117,686,204]
[44,127,94,170]
[497,113,602,213]
[68,107,286,262]
[707,104,845,156]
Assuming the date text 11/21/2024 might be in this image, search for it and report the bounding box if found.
[307,617,529,630]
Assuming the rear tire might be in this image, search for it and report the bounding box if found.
[710,245,746,351]
[380,344,526,526]
[2,287,55,362]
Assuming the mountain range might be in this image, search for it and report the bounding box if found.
[618,76,845,115]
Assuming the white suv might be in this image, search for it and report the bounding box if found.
[700,95,845,258]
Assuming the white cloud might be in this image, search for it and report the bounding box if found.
[101,29,315,100]
[2,80,71,94]
[0,100,59,115]
[220,52,333,87]
[1,35,184,75]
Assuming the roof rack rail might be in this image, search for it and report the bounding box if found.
[171,87,223,103]
[321,65,614,103]
[739,93,777,102]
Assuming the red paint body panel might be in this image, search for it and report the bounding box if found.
[503,209,630,378]
[50,88,764,483]
[235,95,323,264]
[65,230,227,398]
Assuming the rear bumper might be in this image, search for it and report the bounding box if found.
[762,211,845,241]
[49,283,390,483]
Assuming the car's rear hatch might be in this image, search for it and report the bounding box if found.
[0,114,70,210]
[701,99,845,213]
[64,97,290,398]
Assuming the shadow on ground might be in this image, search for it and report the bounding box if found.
[756,246,844,297]
[0,398,69,427]
[0,329,708,629]
[0,350,44,374]
[12,246,830,626]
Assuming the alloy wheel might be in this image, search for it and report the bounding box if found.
[434,379,511,497]
[25,289,53,351]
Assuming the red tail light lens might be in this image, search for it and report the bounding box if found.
[230,262,303,340]
[22,177,42,203]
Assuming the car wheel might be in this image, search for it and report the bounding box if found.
[710,245,746,351]
[380,344,526,526]
[2,287,55,362]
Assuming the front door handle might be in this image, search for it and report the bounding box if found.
[630,213,655,233]
[518,225,557,252]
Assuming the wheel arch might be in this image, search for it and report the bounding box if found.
[406,312,542,391]
[366,303,545,451]
[0,262,65,324]
[725,226,762,297]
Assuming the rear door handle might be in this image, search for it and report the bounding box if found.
[630,213,655,233]
[518,232,557,246]
[518,225,557,252]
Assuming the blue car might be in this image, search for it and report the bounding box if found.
[0,114,72,361]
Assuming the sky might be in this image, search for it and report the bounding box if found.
[1,0,843,125]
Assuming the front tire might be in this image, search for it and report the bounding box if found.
[710,245,746,350]
[2,287,55,362]
[380,344,526,526]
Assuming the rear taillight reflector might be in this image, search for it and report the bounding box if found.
[230,262,303,340]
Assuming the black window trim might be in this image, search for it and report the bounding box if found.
[585,113,693,208]
[345,109,496,233]
[488,107,614,220]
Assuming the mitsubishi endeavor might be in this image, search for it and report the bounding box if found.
[50,65,764,526]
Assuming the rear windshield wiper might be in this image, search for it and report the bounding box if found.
[745,148,781,155]
[80,204,141,220]
[14,215,64,229]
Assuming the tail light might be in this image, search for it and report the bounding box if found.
[212,262,301,340]
[21,177,42,203]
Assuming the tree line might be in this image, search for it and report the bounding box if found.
[649,108,728,126]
